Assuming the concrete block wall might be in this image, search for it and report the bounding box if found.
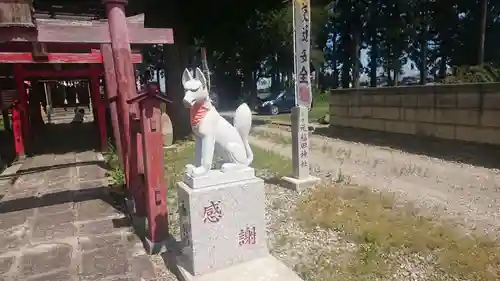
[329,83,500,145]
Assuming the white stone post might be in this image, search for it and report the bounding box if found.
[282,107,320,191]
[282,0,320,191]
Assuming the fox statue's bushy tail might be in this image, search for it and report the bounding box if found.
[232,103,254,165]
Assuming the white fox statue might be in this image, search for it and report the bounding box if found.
[181,67,254,178]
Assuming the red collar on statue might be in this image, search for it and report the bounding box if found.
[190,101,211,127]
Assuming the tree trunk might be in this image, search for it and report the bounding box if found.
[419,35,428,84]
[419,14,428,85]
[332,56,339,89]
[315,70,320,90]
[331,30,339,89]
[340,34,351,88]
[341,60,350,88]
[478,0,488,65]
[369,2,378,88]
[369,36,378,87]
[352,31,361,88]
[439,56,447,80]
[145,0,191,141]
[270,54,279,92]
[287,71,293,87]
[243,68,255,97]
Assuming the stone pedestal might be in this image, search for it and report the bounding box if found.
[282,106,320,191]
[161,112,173,147]
[176,168,303,281]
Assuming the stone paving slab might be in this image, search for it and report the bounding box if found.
[0,151,177,281]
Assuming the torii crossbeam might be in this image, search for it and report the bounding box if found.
[0,21,173,44]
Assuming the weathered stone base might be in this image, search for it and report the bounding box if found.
[125,197,137,214]
[282,175,321,191]
[144,236,169,255]
[182,167,256,189]
[16,154,27,161]
[176,255,303,281]
[177,169,268,276]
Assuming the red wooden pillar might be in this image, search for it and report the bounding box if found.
[100,44,124,163]
[127,83,170,253]
[11,102,25,159]
[90,64,108,151]
[102,0,146,215]
[13,64,29,156]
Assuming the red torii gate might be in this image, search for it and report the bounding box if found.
[5,48,143,157]
[0,0,173,253]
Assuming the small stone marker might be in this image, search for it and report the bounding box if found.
[282,106,320,191]
[176,168,304,281]
[161,111,173,147]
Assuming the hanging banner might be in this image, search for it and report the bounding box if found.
[293,0,312,108]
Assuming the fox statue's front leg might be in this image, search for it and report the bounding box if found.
[185,135,215,177]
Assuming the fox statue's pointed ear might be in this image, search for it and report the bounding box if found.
[182,68,193,88]
[195,67,207,90]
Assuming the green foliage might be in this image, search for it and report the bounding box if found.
[140,0,500,95]
[313,87,329,102]
[444,64,500,84]
[104,141,125,186]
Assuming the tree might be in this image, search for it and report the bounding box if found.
[478,0,488,65]
[139,0,500,114]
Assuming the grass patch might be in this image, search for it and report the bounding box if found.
[104,142,125,186]
[251,144,291,176]
[252,129,292,146]
[295,185,500,281]
[257,100,329,124]
[164,140,291,180]
[103,137,291,187]
[164,140,196,186]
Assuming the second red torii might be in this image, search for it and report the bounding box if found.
[0,21,174,44]
[0,51,142,64]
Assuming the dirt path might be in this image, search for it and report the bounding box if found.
[250,125,500,237]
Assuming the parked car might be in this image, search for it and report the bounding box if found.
[254,88,314,115]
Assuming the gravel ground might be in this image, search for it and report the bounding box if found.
[146,124,500,281]
[250,125,500,237]
[147,171,339,281]
[260,171,465,281]
[262,174,352,281]
[245,125,500,281]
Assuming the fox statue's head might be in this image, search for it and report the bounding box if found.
[181,67,209,108]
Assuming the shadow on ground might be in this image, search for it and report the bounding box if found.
[0,130,15,171]
[0,160,107,181]
[0,185,124,214]
[28,122,100,156]
[314,126,500,170]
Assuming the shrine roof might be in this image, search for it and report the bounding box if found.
[33,0,144,20]
[34,13,145,26]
